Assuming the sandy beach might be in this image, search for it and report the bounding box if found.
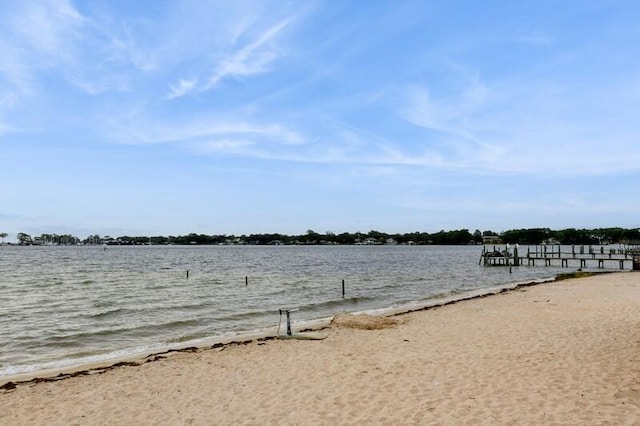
[1,272,639,425]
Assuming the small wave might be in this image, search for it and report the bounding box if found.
[92,300,115,309]
[164,302,214,312]
[214,309,275,323]
[39,336,84,348]
[41,319,202,344]
[90,308,125,319]
[160,319,200,329]
[164,332,212,344]
[289,296,375,313]
[200,278,226,285]
[0,342,172,378]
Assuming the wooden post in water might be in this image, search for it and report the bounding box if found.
[286,310,292,336]
[186,270,189,279]
[245,276,248,286]
[342,279,345,298]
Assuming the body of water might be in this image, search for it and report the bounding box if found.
[0,244,581,378]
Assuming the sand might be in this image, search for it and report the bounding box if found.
[1,272,639,425]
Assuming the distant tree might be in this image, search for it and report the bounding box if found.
[367,230,389,243]
[452,229,472,244]
[334,232,356,245]
[299,229,320,244]
[620,228,640,243]
[501,228,551,244]
[83,235,102,245]
[17,232,32,245]
[0,232,7,244]
[150,236,169,245]
[554,228,592,244]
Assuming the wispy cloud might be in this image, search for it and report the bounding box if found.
[398,64,640,177]
[0,0,97,100]
[0,1,86,135]
[516,33,554,46]
[0,123,9,137]
[167,79,198,100]
[104,108,305,154]
[12,0,85,59]
[165,18,292,100]
[203,19,290,90]
[401,83,504,169]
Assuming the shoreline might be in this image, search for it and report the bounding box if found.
[2,270,638,424]
[0,271,595,388]
[2,244,623,385]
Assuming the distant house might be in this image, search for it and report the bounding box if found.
[482,235,501,244]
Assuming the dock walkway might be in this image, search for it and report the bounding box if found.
[481,244,640,271]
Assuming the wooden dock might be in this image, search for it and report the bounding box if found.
[480,244,640,271]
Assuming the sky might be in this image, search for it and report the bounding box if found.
[1,0,640,240]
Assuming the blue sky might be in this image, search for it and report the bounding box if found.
[1,0,639,240]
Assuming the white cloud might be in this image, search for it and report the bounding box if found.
[0,92,18,109]
[403,81,489,139]
[0,0,90,104]
[203,19,290,91]
[104,108,305,152]
[167,79,198,99]
[202,139,254,152]
[0,122,10,137]
[398,65,640,177]
[12,0,85,61]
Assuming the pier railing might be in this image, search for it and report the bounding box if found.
[480,244,640,271]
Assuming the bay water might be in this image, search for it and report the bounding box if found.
[0,245,572,378]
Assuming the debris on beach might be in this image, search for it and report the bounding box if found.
[331,314,402,330]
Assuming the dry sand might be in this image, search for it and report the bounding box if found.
[1,272,639,425]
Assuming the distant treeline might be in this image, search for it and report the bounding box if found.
[10,227,639,246]
[500,227,640,245]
